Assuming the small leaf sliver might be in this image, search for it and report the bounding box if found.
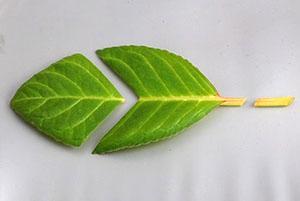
[11,54,124,147]
[254,96,295,107]
[94,46,244,154]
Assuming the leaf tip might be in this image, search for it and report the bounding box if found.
[92,147,105,155]
[95,49,106,57]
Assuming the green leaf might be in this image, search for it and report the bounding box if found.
[11,54,124,147]
[93,45,226,154]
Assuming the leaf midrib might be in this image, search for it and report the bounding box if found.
[139,96,222,102]
[13,96,124,103]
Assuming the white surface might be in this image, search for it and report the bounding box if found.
[1,0,300,200]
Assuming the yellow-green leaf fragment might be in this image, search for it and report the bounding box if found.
[10,54,124,147]
[93,45,244,154]
[219,97,247,106]
[254,96,295,107]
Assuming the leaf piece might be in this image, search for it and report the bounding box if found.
[11,54,124,147]
[94,45,236,154]
[254,96,295,107]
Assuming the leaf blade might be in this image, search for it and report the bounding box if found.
[11,54,124,147]
[94,46,222,154]
[93,100,220,153]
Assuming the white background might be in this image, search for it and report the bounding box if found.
[1,0,300,200]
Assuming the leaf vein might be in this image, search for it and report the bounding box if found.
[61,60,110,95]
[13,96,123,103]
[176,59,209,94]
[23,81,58,95]
[177,59,214,94]
[146,101,185,133]
[27,99,48,114]
[42,71,85,95]
[126,102,164,138]
[43,99,82,120]
[69,101,105,129]
[125,50,172,95]
[102,56,151,96]
[147,49,193,95]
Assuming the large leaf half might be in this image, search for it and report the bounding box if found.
[93,46,224,154]
[11,54,124,147]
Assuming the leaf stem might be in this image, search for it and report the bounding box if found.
[254,96,294,107]
[219,97,247,107]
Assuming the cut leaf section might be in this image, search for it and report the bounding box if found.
[94,45,238,154]
[93,99,219,153]
[11,54,124,147]
[254,96,295,107]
